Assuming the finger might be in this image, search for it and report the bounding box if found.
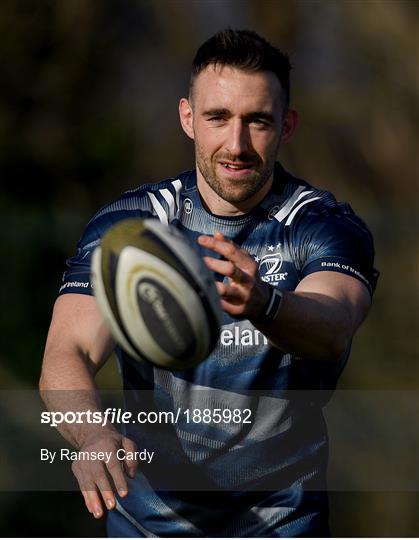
[215,281,245,305]
[84,487,105,519]
[89,462,117,511]
[220,298,247,316]
[215,281,227,296]
[80,490,93,514]
[222,290,244,305]
[230,265,247,284]
[106,456,128,498]
[213,230,226,241]
[198,235,252,268]
[72,461,102,517]
[203,256,233,275]
[198,235,236,259]
[122,437,138,479]
[203,257,249,283]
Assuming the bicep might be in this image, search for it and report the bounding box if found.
[295,271,371,335]
[42,294,115,378]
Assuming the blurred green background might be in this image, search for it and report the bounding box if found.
[0,0,417,536]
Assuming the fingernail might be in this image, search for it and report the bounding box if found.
[94,507,102,518]
[119,487,127,496]
[106,498,114,509]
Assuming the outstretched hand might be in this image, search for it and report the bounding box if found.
[198,231,270,320]
[71,430,138,519]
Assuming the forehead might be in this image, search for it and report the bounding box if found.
[192,65,283,115]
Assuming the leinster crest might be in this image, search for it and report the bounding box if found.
[256,244,288,284]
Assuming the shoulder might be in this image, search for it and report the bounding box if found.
[276,170,378,294]
[60,171,197,296]
[83,170,195,241]
[276,171,373,242]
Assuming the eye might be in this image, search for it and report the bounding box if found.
[207,115,226,123]
[250,118,271,129]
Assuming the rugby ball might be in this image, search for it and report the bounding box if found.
[90,218,222,370]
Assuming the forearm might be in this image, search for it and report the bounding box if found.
[253,289,352,361]
[39,351,117,449]
[198,233,364,362]
[41,295,136,517]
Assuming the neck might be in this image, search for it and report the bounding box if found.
[196,171,274,217]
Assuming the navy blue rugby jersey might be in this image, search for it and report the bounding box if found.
[59,163,378,537]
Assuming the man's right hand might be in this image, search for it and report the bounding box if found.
[71,429,138,519]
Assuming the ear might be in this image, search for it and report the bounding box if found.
[280,109,298,144]
[179,98,195,140]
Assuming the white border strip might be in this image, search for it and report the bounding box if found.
[274,186,312,223]
[284,196,321,226]
[147,192,168,225]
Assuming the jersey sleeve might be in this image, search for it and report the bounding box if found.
[58,216,104,297]
[294,203,379,296]
[57,175,189,297]
[58,190,154,296]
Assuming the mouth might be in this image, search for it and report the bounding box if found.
[218,161,256,177]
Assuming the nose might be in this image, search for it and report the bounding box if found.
[225,119,250,157]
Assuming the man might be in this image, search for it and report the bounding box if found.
[40,29,378,536]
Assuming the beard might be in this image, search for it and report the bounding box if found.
[195,142,277,206]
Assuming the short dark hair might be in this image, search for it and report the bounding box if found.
[190,29,291,108]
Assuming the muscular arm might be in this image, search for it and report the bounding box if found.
[198,232,371,361]
[40,295,114,442]
[39,294,137,518]
[255,271,371,360]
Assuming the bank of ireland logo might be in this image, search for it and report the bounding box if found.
[255,244,288,284]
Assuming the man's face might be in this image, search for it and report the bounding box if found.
[187,65,285,207]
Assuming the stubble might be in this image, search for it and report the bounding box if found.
[195,141,277,205]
